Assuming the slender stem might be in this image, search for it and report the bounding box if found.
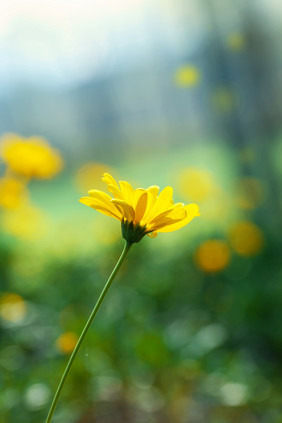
[45,241,132,423]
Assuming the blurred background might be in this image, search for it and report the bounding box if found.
[1,0,282,422]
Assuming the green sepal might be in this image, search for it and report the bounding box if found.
[121,219,147,244]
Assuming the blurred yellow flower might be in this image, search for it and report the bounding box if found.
[195,240,230,273]
[178,167,216,202]
[228,221,264,256]
[0,293,27,323]
[235,178,264,210]
[0,177,28,209]
[55,332,78,354]
[174,65,200,87]
[80,173,200,242]
[2,205,49,240]
[212,88,236,113]
[227,32,245,51]
[75,162,114,192]
[0,134,63,179]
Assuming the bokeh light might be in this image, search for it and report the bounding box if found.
[55,332,78,354]
[174,65,201,88]
[227,32,246,51]
[0,293,27,323]
[178,167,217,203]
[195,239,230,273]
[228,221,264,256]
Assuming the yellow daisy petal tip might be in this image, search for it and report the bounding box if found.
[147,231,157,238]
[80,173,200,243]
[79,196,89,204]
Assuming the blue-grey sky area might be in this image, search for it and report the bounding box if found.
[0,0,197,90]
[0,0,281,159]
[0,0,279,91]
[0,0,211,90]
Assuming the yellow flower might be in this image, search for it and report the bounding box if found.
[212,88,236,113]
[235,177,264,210]
[0,133,63,179]
[174,65,200,87]
[0,293,27,323]
[0,177,28,209]
[55,332,78,354]
[228,221,264,256]
[227,32,245,51]
[178,167,216,202]
[80,173,200,243]
[195,240,230,273]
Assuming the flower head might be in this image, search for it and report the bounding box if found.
[80,173,200,243]
[0,134,63,179]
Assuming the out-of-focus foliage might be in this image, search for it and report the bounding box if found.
[0,142,281,423]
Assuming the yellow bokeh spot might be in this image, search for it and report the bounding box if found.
[212,88,236,113]
[56,332,78,354]
[178,167,216,202]
[76,162,114,192]
[2,205,49,241]
[174,65,200,87]
[0,177,28,209]
[0,133,63,179]
[0,293,27,323]
[227,32,245,51]
[235,178,264,210]
[196,240,230,273]
[228,221,264,256]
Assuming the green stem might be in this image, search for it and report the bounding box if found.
[45,241,132,423]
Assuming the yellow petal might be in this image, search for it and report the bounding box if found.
[147,231,157,238]
[135,191,148,223]
[88,189,112,203]
[145,186,174,221]
[157,204,200,233]
[149,204,186,225]
[111,199,135,221]
[143,186,159,219]
[106,184,123,199]
[132,188,145,206]
[79,197,122,220]
[156,186,174,209]
[119,181,134,203]
[148,217,185,232]
[101,173,123,198]
[102,173,119,189]
[87,189,122,215]
[147,185,160,198]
